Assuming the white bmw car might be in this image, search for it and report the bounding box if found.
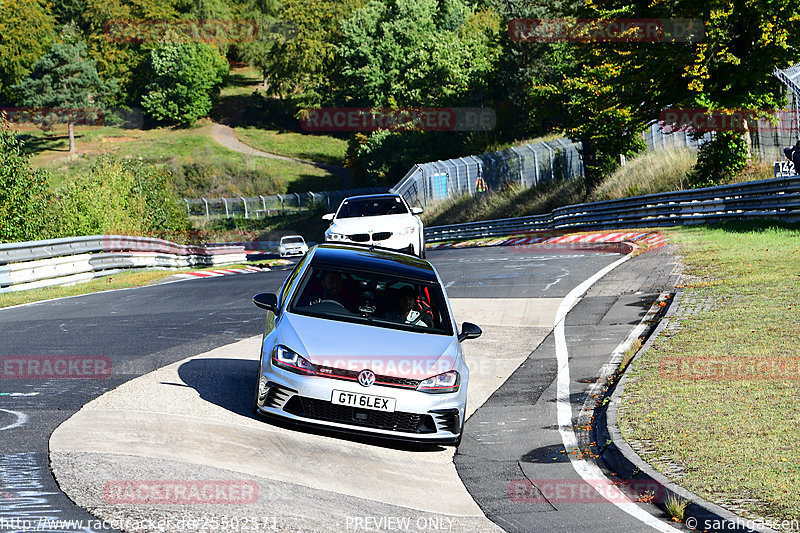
[278,235,308,258]
[322,194,426,257]
[252,243,481,445]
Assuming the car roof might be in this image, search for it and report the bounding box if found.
[308,243,438,282]
[341,193,404,202]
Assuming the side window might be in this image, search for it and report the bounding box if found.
[279,254,310,307]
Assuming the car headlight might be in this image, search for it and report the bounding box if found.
[327,232,346,241]
[272,345,316,375]
[417,370,460,393]
[399,226,416,236]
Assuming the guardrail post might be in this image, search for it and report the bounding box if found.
[259,195,267,218]
[222,197,230,219]
[202,198,210,222]
[295,192,301,213]
[279,194,284,214]
[183,199,190,216]
[241,197,249,219]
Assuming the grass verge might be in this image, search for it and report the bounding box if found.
[618,221,800,524]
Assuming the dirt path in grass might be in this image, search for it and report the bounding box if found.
[210,123,352,186]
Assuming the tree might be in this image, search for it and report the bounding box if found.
[0,0,56,103]
[541,0,800,185]
[0,118,50,243]
[335,0,502,107]
[13,42,116,152]
[266,0,366,103]
[140,43,228,126]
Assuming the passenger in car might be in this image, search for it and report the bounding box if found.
[383,286,433,327]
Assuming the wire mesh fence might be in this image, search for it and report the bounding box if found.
[184,188,389,220]
[391,138,584,208]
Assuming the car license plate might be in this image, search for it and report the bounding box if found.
[331,390,396,412]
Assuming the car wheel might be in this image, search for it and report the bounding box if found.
[419,236,426,259]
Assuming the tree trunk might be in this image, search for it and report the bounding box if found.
[68,118,76,152]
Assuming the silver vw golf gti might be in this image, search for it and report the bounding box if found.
[252,243,481,445]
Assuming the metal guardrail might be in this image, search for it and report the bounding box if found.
[3,176,798,292]
[184,187,390,220]
[0,235,248,293]
[423,175,800,242]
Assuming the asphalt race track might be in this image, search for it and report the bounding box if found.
[0,244,680,533]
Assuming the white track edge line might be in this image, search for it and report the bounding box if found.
[554,249,681,533]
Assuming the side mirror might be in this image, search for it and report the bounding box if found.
[458,322,482,342]
[253,293,278,313]
[411,207,423,215]
[322,213,334,221]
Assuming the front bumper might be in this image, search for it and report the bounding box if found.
[255,367,464,443]
[325,232,417,253]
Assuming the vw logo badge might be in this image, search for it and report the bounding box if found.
[358,369,376,387]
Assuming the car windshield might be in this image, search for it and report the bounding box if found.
[289,266,453,335]
[282,237,304,244]
[336,197,408,218]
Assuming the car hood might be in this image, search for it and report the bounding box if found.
[328,214,416,234]
[278,312,458,379]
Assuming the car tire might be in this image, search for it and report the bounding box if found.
[419,236,426,259]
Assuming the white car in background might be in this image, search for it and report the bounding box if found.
[323,194,426,258]
[278,235,308,258]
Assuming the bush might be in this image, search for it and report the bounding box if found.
[690,131,750,187]
[0,123,50,242]
[45,157,190,238]
[140,43,229,126]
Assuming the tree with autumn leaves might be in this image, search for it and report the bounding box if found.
[538,0,800,185]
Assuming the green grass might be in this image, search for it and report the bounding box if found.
[618,221,800,523]
[20,122,340,195]
[0,270,181,309]
[234,127,348,166]
[590,148,697,201]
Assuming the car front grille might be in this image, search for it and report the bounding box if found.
[315,366,421,389]
[345,232,393,243]
[283,396,437,434]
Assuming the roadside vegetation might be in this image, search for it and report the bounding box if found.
[618,221,800,524]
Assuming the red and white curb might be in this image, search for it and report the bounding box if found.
[173,266,266,280]
[428,231,668,251]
